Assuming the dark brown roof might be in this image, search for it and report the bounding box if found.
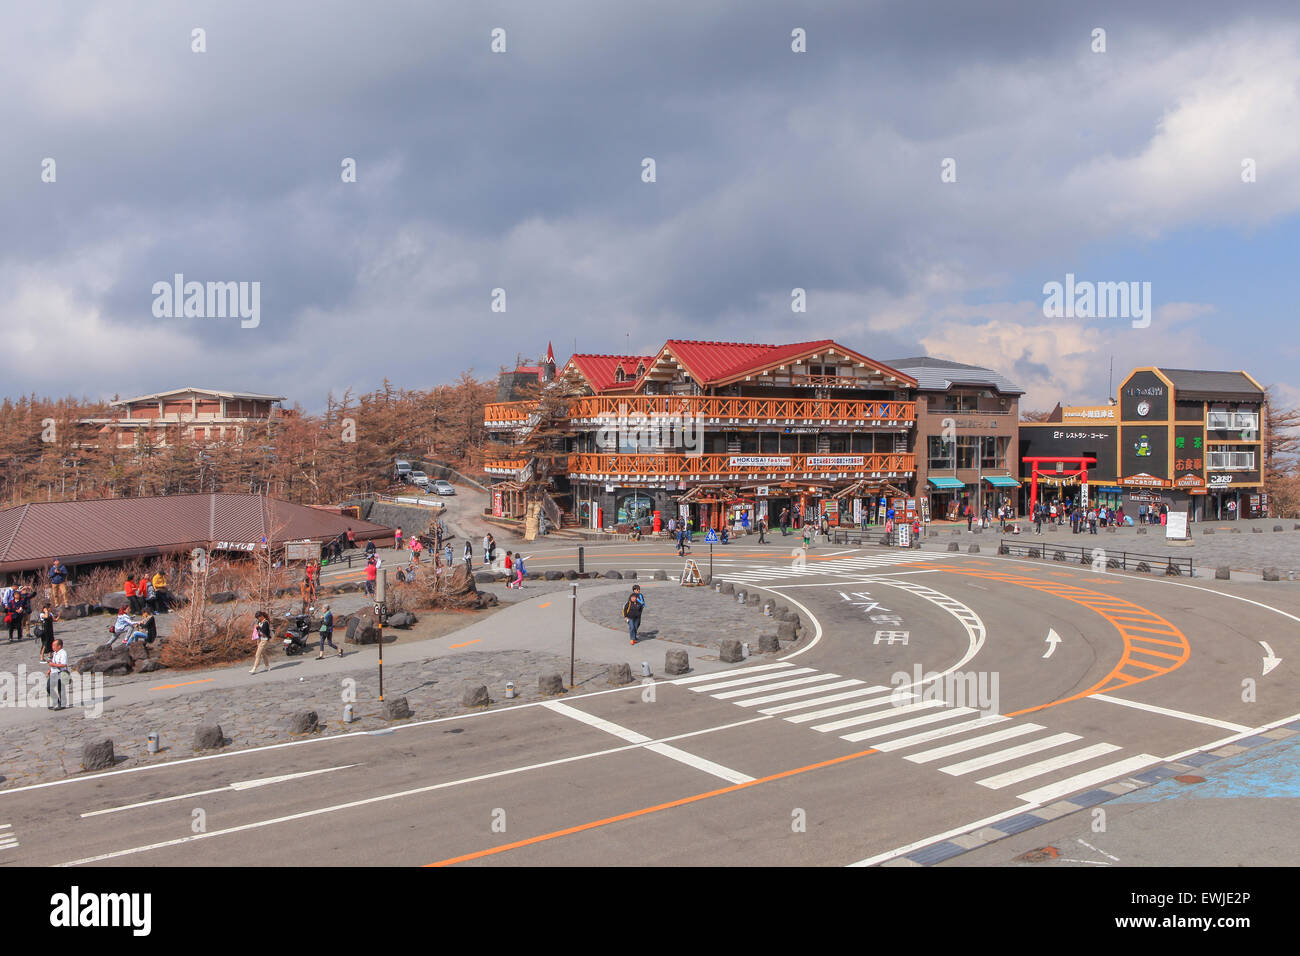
[1157,368,1264,404]
[0,494,390,574]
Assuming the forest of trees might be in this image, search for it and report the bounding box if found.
[0,373,497,508]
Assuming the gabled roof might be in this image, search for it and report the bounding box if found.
[1155,368,1263,403]
[561,354,655,393]
[648,339,916,388]
[112,387,285,407]
[885,357,1025,395]
[0,494,389,574]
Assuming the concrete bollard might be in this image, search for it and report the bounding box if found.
[720,582,735,596]
[968,544,980,553]
[745,592,760,606]
[146,732,160,754]
[758,633,780,653]
[1215,567,1231,580]
[947,542,960,551]
[1262,568,1281,582]
[665,650,690,675]
[776,620,797,640]
[719,639,744,663]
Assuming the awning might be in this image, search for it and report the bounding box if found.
[983,476,1021,488]
[927,477,966,490]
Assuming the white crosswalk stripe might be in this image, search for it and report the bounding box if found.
[0,823,18,852]
[718,549,957,584]
[672,662,1142,804]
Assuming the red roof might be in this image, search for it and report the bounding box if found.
[661,339,833,384]
[0,494,391,574]
[565,354,655,393]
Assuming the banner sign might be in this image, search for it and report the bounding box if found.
[728,456,791,468]
[807,456,865,468]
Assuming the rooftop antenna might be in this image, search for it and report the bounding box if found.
[1108,355,1114,401]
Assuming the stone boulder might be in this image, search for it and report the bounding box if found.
[719,582,735,596]
[100,591,128,612]
[545,570,565,581]
[603,570,623,579]
[285,711,319,735]
[462,684,490,708]
[1262,567,1281,582]
[387,611,417,628]
[539,673,566,696]
[607,663,633,686]
[650,570,668,581]
[135,660,167,673]
[194,725,225,750]
[622,571,638,580]
[93,645,134,676]
[345,608,382,645]
[383,696,412,720]
[1215,566,1231,580]
[776,620,798,641]
[564,570,579,580]
[968,545,980,554]
[473,572,497,584]
[718,639,744,663]
[336,581,363,593]
[947,542,960,551]
[758,633,780,653]
[82,738,115,771]
[664,649,690,675]
[210,591,237,604]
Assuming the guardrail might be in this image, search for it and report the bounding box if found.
[995,539,1193,576]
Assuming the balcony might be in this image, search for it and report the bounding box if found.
[566,396,915,427]
[484,401,535,428]
[569,452,915,483]
[484,459,529,476]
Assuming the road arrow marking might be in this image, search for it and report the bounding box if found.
[1259,641,1283,676]
[1043,629,1062,659]
[81,765,360,817]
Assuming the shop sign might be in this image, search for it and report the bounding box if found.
[755,486,770,496]
[1207,474,1234,486]
[1119,473,1168,488]
[1173,473,1204,488]
[729,456,791,468]
[807,455,865,468]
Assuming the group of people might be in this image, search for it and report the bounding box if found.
[108,604,158,646]
[122,569,172,614]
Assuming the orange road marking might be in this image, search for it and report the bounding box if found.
[150,679,215,691]
[449,639,482,649]
[936,568,1190,717]
[538,602,552,609]
[426,748,879,866]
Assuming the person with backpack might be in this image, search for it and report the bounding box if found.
[623,585,645,645]
[513,552,526,588]
[316,605,342,659]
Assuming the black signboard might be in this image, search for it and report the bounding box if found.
[1121,424,1168,481]
[1121,370,1168,422]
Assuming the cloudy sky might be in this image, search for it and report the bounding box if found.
[4,0,1299,411]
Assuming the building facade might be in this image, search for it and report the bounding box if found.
[485,339,920,532]
[1019,367,1266,520]
[82,387,286,448]
[885,358,1023,521]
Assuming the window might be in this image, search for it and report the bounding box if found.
[928,436,954,469]
[956,436,977,469]
[1208,407,1259,432]
[980,436,1005,469]
[1207,447,1255,471]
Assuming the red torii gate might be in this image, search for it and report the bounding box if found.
[1024,456,1097,517]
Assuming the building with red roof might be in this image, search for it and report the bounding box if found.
[485,338,924,534]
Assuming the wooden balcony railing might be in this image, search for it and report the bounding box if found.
[566,396,915,425]
[569,452,915,481]
[484,402,535,426]
[484,459,529,475]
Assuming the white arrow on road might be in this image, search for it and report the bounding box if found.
[1043,628,1062,659]
[81,765,360,818]
[1259,641,1283,676]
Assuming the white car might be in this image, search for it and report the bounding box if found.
[410,471,430,488]
[432,480,455,495]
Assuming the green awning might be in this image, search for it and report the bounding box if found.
[927,477,966,490]
[983,476,1021,487]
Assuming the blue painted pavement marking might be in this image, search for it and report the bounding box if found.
[1113,734,1300,803]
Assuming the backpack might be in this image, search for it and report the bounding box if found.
[623,595,642,618]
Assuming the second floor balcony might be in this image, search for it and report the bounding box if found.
[567,395,915,427]
[569,451,915,482]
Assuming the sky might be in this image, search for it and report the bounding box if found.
[3,0,1299,412]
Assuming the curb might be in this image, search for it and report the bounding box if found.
[878,719,1300,866]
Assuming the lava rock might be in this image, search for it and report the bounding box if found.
[968,545,980,554]
[539,673,566,696]
[81,738,115,771]
[603,570,623,579]
[607,663,633,686]
[650,570,668,581]
[462,684,490,708]
[194,725,225,750]
[1263,567,1281,581]
[664,649,690,675]
[947,542,960,551]
[718,639,744,663]
[545,570,565,581]
[1215,566,1231,580]
[758,633,781,653]
[387,611,417,628]
[285,711,319,735]
[383,696,412,720]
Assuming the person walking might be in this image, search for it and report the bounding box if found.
[757,517,767,544]
[411,537,423,564]
[347,527,357,550]
[780,507,790,536]
[316,604,343,658]
[364,556,377,596]
[965,502,973,532]
[503,551,515,587]
[49,559,69,607]
[37,604,59,662]
[444,543,454,567]
[463,540,473,569]
[513,551,526,588]
[394,527,403,551]
[47,638,70,710]
[249,611,273,674]
[802,523,813,552]
[623,585,645,645]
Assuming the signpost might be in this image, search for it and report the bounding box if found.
[374,569,387,701]
[1165,511,1190,541]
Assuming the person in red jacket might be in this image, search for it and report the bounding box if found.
[123,576,140,614]
[365,557,378,596]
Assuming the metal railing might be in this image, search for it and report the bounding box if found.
[569,451,915,479]
[995,539,1193,576]
[567,395,915,425]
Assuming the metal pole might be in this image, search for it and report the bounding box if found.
[569,583,577,687]
[375,569,387,701]
[578,545,585,574]
[710,542,713,580]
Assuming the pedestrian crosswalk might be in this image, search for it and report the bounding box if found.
[672,662,1156,804]
[0,824,18,853]
[719,550,956,584]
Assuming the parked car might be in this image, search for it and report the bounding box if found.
[395,460,412,481]
[410,471,430,488]
[432,479,456,495]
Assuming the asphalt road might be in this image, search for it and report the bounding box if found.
[2,533,1297,867]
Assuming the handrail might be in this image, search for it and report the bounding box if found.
[995,539,1193,576]
[566,396,916,423]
